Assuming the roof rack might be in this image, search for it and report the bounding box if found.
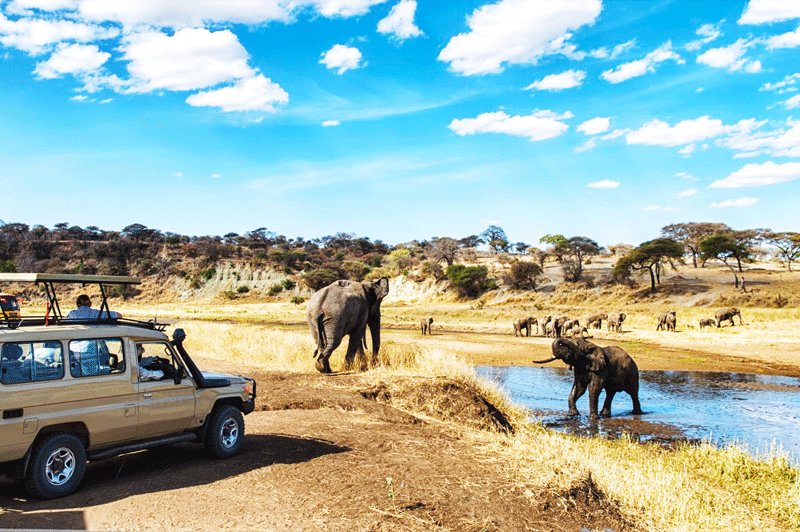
[0,273,162,330]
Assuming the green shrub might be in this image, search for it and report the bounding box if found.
[446,264,496,298]
[222,290,237,300]
[303,268,339,290]
[269,284,283,295]
[199,267,216,281]
[281,278,296,290]
[236,286,250,294]
[342,260,370,281]
[291,295,305,305]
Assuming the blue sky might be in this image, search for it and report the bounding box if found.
[1,0,799,246]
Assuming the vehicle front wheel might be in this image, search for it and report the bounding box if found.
[24,433,87,499]
[205,405,245,458]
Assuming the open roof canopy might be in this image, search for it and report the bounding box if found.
[0,273,140,285]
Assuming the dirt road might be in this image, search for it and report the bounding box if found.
[0,371,629,531]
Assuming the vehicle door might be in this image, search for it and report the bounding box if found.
[66,337,139,447]
[136,341,196,439]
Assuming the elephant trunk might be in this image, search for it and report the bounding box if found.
[532,357,556,364]
[368,311,381,358]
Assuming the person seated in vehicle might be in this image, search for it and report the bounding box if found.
[136,344,165,381]
[1,343,31,383]
[66,294,121,321]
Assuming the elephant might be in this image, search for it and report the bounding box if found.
[699,318,716,330]
[533,338,642,419]
[513,316,537,337]
[544,321,558,338]
[540,315,553,337]
[585,312,607,330]
[569,325,590,338]
[420,317,434,335]
[607,312,626,333]
[306,278,389,373]
[716,307,742,328]
[656,311,676,332]
[561,319,580,334]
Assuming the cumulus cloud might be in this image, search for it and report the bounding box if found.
[0,12,117,54]
[626,116,729,147]
[34,42,108,78]
[320,44,363,74]
[739,0,800,24]
[678,144,696,157]
[524,69,585,91]
[678,188,698,197]
[716,119,800,158]
[589,39,636,60]
[306,0,389,18]
[185,74,288,112]
[766,26,800,49]
[696,39,761,73]
[783,95,800,109]
[577,116,610,135]
[586,179,620,189]
[600,41,683,83]
[709,161,800,188]
[710,197,760,208]
[685,22,723,51]
[322,120,341,127]
[438,0,602,76]
[377,0,422,41]
[448,109,571,142]
[760,73,800,92]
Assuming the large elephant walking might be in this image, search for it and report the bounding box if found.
[715,307,742,327]
[306,278,389,373]
[533,338,642,419]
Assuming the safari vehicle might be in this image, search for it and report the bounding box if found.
[0,274,256,499]
[0,293,21,321]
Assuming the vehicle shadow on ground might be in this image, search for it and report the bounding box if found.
[0,434,349,528]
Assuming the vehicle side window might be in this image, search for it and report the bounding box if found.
[137,342,182,383]
[69,338,125,378]
[1,341,64,385]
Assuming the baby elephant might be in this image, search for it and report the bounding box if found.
[699,318,716,330]
[656,311,676,332]
[533,337,642,419]
[420,317,434,335]
[513,316,538,337]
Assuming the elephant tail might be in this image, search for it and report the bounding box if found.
[313,314,327,357]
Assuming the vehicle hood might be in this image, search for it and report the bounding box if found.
[200,371,246,384]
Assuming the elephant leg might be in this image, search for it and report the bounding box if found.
[316,327,343,374]
[568,380,587,416]
[600,390,616,417]
[588,380,603,419]
[343,328,366,372]
[629,383,643,415]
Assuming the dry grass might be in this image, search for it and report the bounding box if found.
[179,319,800,531]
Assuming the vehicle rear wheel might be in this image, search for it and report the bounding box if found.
[205,405,244,458]
[24,433,86,499]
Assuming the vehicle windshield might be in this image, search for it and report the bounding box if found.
[0,296,19,311]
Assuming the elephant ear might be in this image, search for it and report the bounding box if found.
[586,347,607,373]
[371,277,389,299]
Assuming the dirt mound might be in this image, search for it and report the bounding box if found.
[541,473,634,531]
[361,377,514,433]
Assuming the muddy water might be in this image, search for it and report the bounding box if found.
[477,366,800,462]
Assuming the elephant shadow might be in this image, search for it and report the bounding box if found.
[0,434,350,526]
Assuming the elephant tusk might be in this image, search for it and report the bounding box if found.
[532,357,556,364]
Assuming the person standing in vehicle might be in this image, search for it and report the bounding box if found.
[66,294,121,320]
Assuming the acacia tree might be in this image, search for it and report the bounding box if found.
[613,238,684,292]
[427,237,460,266]
[765,231,800,271]
[540,234,601,282]
[481,225,509,254]
[661,222,731,268]
[700,233,751,288]
[509,261,544,291]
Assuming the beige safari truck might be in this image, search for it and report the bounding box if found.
[0,274,256,499]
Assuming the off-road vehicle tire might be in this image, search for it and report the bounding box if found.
[205,405,244,458]
[24,433,87,499]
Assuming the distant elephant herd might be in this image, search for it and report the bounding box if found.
[304,277,745,419]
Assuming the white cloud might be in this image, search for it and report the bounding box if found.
[448,109,571,142]
[709,161,800,188]
[322,120,341,127]
[34,42,109,78]
[761,73,800,92]
[185,74,288,112]
[686,22,723,51]
[0,12,117,55]
[99,97,111,103]
[210,173,222,179]
[642,205,660,211]
[716,118,800,158]
[678,143,695,157]
[306,0,388,18]
[121,28,254,93]
[320,44,363,74]
[767,26,800,49]
[586,179,620,189]
[710,197,760,208]
[678,188,698,197]
[377,0,422,41]
[783,95,800,109]
[438,0,602,76]
[524,69,585,91]
[70,94,88,101]
[174,171,184,177]
[626,116,728,147]
[677,171,697,181]
[696,39,761,73]
[577,116,610,135]
[588,39,636,60]
[739,0,800,24]
[600,41,683,83]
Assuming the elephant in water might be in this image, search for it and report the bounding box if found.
[534,337,642,419]
[420,317,433,335]
[307,278,389,373]
[656,311,676,332]
[715,307,742,327]
[513,316,537,337]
